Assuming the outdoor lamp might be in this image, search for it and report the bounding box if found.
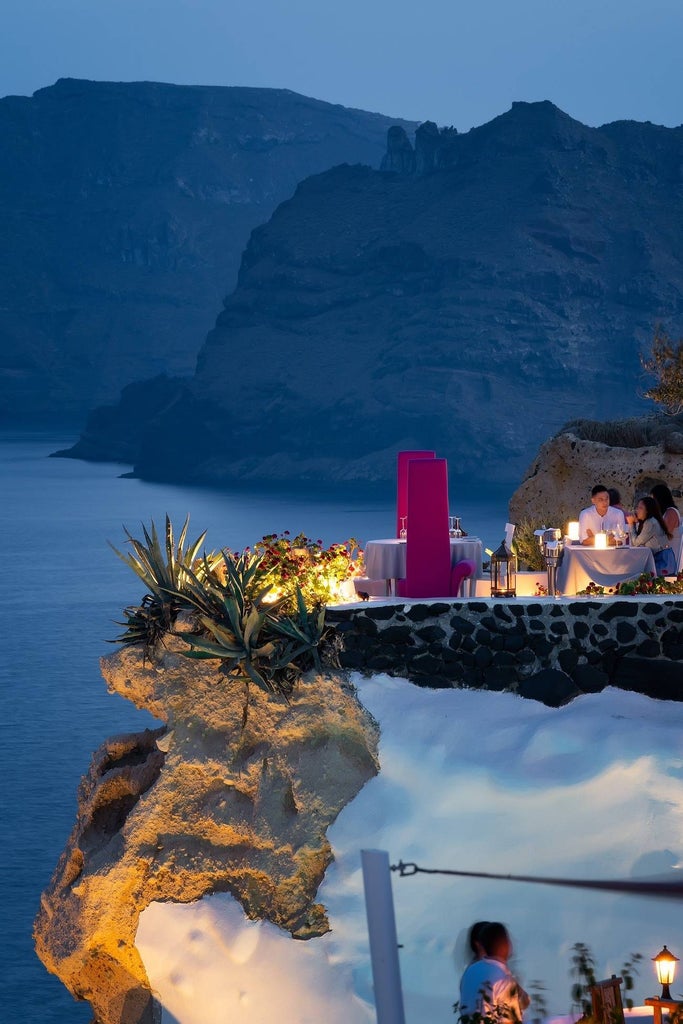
[653,945,679,1000]
[567,521,580,542]
[490,539,516,598]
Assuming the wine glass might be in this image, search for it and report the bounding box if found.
[399,517,407,540]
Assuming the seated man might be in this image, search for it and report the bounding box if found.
[579,484,625,545]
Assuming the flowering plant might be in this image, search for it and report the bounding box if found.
[577,572,683,597]
[225,532,364,612]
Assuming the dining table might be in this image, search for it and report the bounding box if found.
[556,544,657,596]
[363,537,484,596]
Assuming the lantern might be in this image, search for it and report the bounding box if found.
[653,945,679,1000]
[490,539,516,598]
[567,521,580,542]
[594,531,608,549]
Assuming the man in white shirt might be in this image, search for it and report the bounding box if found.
[579,484,625,544]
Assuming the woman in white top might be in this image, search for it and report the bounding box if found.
[459,922,530,1024]
[627,496,675,576]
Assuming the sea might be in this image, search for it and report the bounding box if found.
[0,432,509,1022]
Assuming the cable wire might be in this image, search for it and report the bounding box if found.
[390,861,683,900]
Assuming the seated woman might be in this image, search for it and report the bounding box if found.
[626,496,676,576]
[651,483,681,555]
[458,921,530,1024]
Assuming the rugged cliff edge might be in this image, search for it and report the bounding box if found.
[509,414,683,522]
[0,77,413,423]
[34,622,379,1024]
[63,100,683,486]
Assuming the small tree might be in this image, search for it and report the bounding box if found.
[641,326,683,415]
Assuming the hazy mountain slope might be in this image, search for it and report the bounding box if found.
[0,78,413,422]
[64,101,683,484]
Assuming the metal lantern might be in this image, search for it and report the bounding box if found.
[653,945,679,1000]
[490,538,516,598]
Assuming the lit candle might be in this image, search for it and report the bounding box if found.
[567,521,580,542]
[594,531,608,549]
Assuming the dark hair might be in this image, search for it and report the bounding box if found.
[651,484,677,515]
[479,921,510,958]
[468,920,489,957]
[608,488,621,506]
[636,495,673,539]
[591,484,609,497]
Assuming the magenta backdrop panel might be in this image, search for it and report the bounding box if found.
[400,457,451,597]
[396,450,435,537]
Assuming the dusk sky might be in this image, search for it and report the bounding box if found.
[3,0,683,131]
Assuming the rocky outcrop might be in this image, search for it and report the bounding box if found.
[509,419,683,523]
[63,100,683,487]
[0,78,414,424]
[34,624,379,1024]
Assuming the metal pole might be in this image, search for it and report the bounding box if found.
[361,849,406,1024]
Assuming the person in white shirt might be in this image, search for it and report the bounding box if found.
[578,484,625,544]
[459,922,530,1024]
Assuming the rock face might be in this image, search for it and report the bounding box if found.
[0,78,413,423]
[34,628,379,1024]
[509,417,683,523]
[65,100,683,486]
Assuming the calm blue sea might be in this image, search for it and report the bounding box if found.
[0,432,508,1022]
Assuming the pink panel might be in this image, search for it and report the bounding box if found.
[400,458,451,598]
[396,450,435,537]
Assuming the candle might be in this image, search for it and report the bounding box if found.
[567,521,580,542]
[594,531,608,549]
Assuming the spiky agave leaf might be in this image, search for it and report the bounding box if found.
[110,515,217,599]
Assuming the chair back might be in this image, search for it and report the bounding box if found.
[396,450,435,538]
[591,975,624,1024]
[398,458,451,598]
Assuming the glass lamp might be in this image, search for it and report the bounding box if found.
[567,521,580,542]
[490,539,516,598]
[653,945,679,1000]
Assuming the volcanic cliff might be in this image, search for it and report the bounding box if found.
[0,78,412,423]
[64,100,683,485]
[34,622,379,1024]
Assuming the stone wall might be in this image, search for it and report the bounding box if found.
[326,598,683,706]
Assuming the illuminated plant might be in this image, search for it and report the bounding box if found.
[642,325,683,416]
[232,531,364,612]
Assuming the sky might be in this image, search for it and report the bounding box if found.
[137,678,683,1023]
[3,0,683,131]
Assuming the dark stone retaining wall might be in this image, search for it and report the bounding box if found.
[326,599,683,707]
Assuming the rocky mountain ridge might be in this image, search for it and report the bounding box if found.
[64,100,683,486]
[0,78,413,422]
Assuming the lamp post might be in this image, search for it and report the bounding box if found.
[653,945,679,1001]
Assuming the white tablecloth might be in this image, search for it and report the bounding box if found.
[364,538,484,583]
[557,545,656,596]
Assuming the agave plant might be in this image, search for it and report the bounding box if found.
[109,515,223,649]
[268,586,327,673]
[181,552,288,692]
[110,515,222,597]
[181,553,326,700]
[111,596,174,652]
